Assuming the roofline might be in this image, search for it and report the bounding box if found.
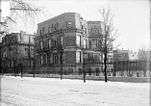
[38,12,81,25]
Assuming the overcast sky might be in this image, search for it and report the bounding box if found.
[1,0,150,51]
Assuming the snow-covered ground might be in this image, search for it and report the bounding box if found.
[0,76,150,106]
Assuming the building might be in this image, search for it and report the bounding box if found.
[34,12,104,75]
[34,12,90,74]
[87,21,114,76]
[113,49,151,77]
[113,49,129,76]
[1,31,34,73]
[87,21,103,74]
[113,49,129,62]
[137,49,151,61]
[87,21,102,51]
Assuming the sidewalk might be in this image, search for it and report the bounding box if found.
[2,73,151,83]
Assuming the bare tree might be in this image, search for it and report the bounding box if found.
[138,49,148,61]
[0,0,40,35]
[10,0,40,17]
[98,8,118,82]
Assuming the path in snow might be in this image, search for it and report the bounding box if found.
[0,76,150,106]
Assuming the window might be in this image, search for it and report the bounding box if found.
[91,40,97,49]
[54,22,59,30]
[66,21,72,28]
[60,37,63,45]
[40,30,42,36]
[83,39,86,48]
[42,27,45,34]
[91,28,98,34]
[89,41,92,49]
[48,25,51,33]
[53,54,58,64]
[81,25,84,29]
[40,41,43,49]
[76,51,81,63]
[76,35,81,47]
[84,28,87,34]
[51,24,54,32]
[49,39,51,48]
[86,39,88,49]
[51,23,59,32]
[45,54,47,64]
[40,55,43,65]
[80,52,82,63]
[25,48,29,56]
[78,68,82,75]
[3,51,7,58]
[49,54,53,64]
[54,40,57,47]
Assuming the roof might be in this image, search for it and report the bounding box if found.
[38,12,81,26]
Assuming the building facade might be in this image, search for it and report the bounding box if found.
[87,21,113,76]
[35,12,89,74]
[113,49,151,77]
[113,60,151,77]
[1,31,34,73]
[113,49,129,62]
[34,12,103,74]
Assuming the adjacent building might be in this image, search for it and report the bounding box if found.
[113,49,129,62]
[87,21,113,76]
[113,49,151,77]
[1,31,34,73]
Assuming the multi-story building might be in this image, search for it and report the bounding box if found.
[34,12,90,74]
[87,21,102,51]
[1,31,34,73]
[87,21,113,76]
[86,21,103,75]
[34,12,106,75]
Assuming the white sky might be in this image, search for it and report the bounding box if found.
[1,0,150,51]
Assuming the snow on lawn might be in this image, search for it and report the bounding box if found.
[0,76,150,106]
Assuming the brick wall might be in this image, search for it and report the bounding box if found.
[37,13,79,35]
[63,51,76,64]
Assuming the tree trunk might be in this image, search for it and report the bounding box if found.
[104,52,108,82]
[33,59,35,78]
[60,52,63,80]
